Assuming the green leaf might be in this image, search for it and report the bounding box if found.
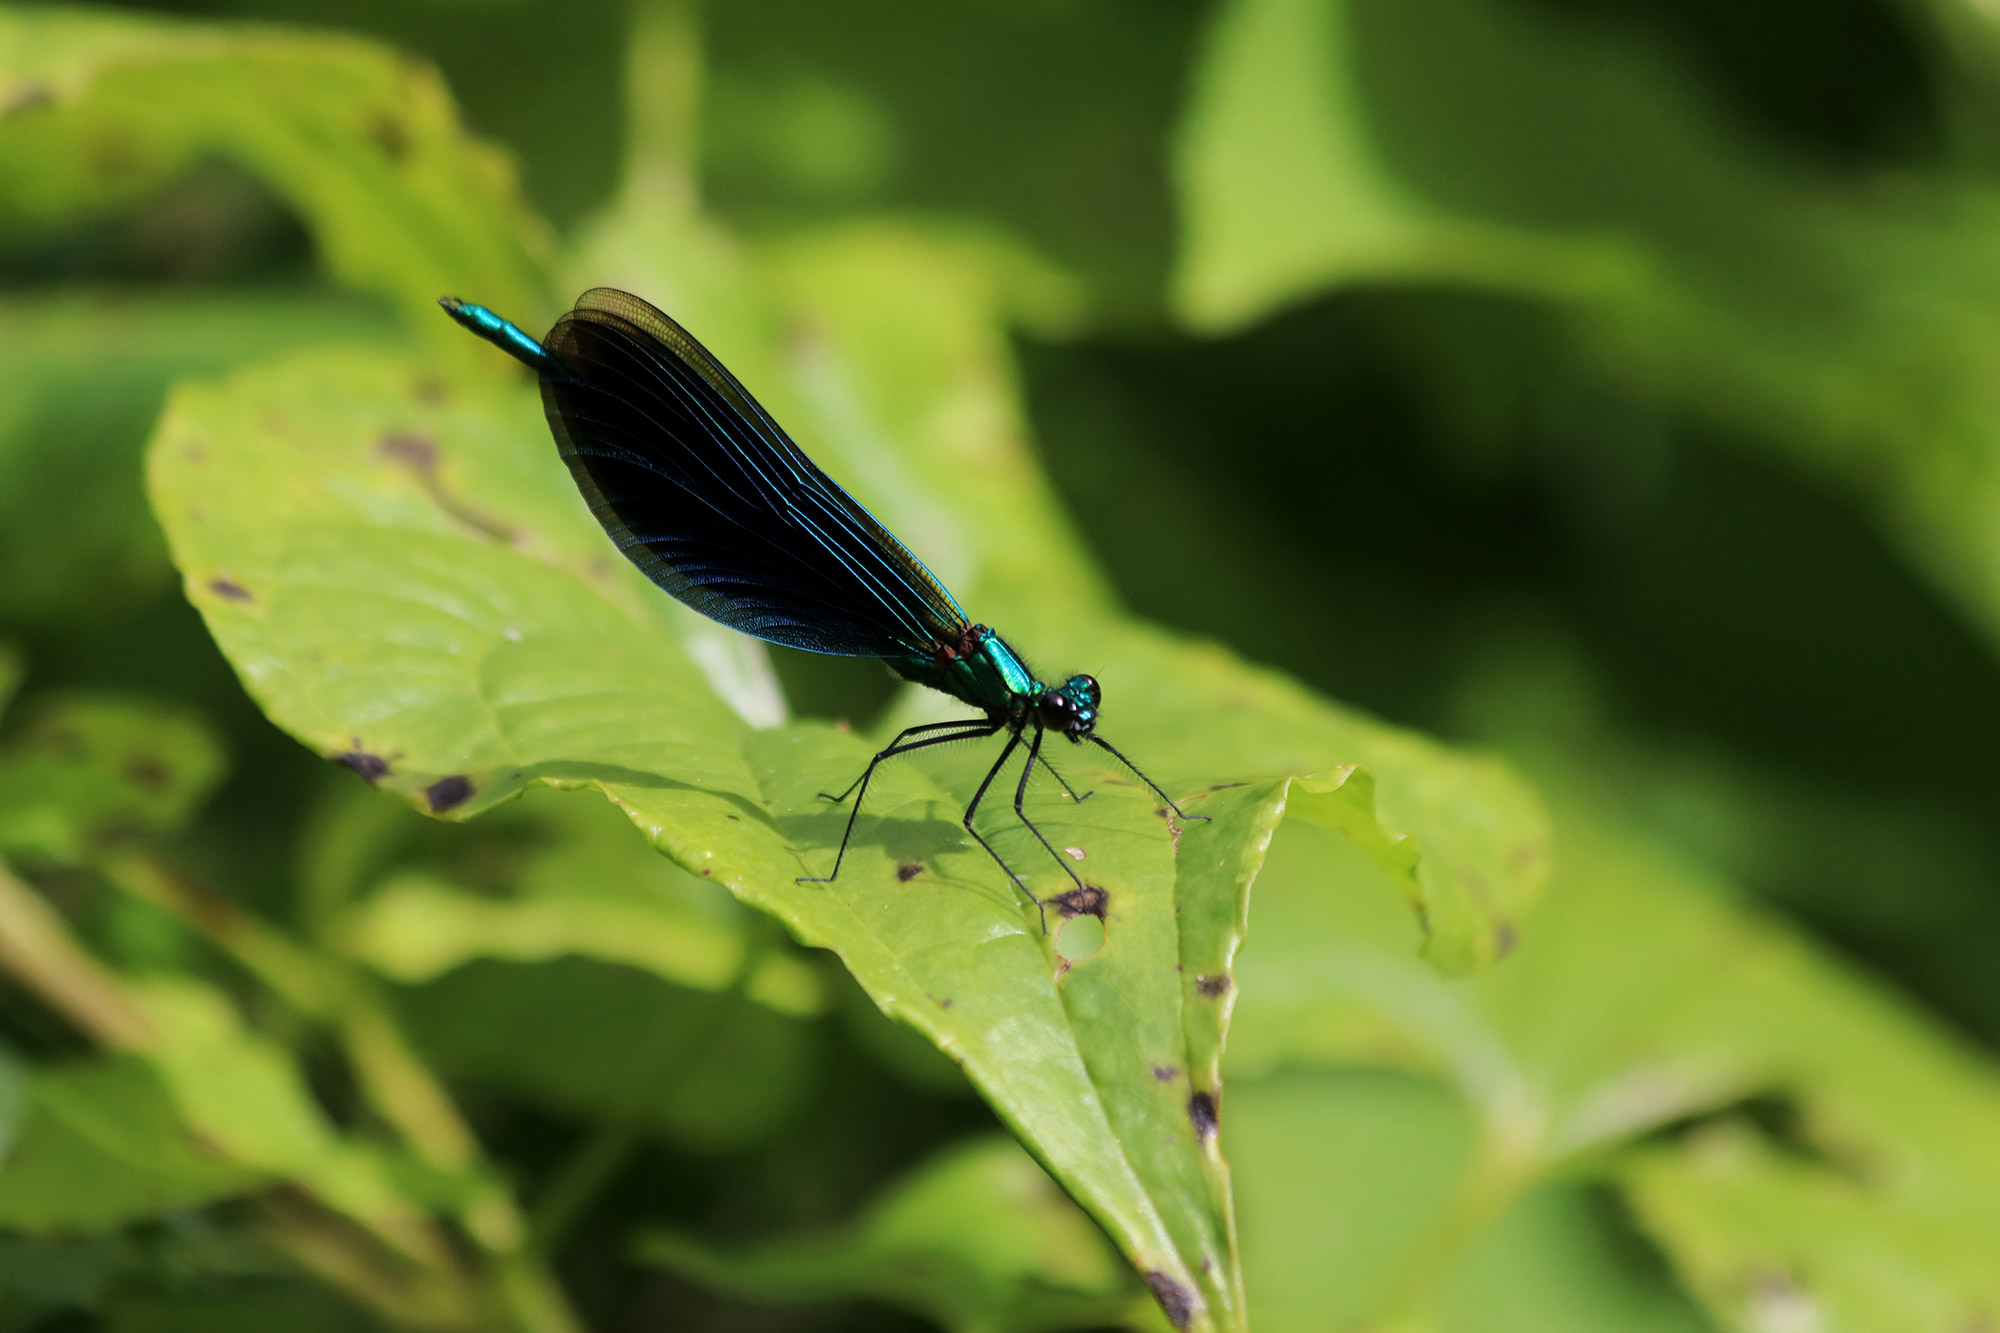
[146,224,1548,1331]
[338,786,824,1018]
[0,971,451,1251]
[1229,1068,1477,1330]
[0,1040,29,1165]
[0,1233,133,1330]
[634,1134,1139,1333]
[0,292,397,623]
[402,957,816,1154]
[0,694,225,866]
[1170,0,2000,656]
[126,979,430,1232]
[1227,1068,1711,1332]
[0,6,550,347]
[1620,1126,1989,1333]
[1430,1181,1714,1333]
[104,1287,379,1333]
[1228,799,2000,1328]
[0,643,21,724]
[0,1055,262,1233]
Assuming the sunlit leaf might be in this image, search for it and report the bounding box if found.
[146,224,1548,1331]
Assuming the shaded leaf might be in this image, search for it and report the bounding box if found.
[1227,1068,1711,1332]
[0,1055,261,1233]
[634,1134,1138,1333]
[0,644,20,724]
[0,6,550,349]
[0,694,225,867]
[1171,0,2000,657]
[0,292,397,623]
[1621,1126,1991,1333]
[1229,797,2000,1328]
[402,958,816,1154]
[338,786,823,1018]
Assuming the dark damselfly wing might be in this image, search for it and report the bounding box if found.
[538,287,969,658]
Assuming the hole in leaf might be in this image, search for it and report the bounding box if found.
[1054,911,1103,963]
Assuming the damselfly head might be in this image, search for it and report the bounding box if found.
[1039,674,1100,740]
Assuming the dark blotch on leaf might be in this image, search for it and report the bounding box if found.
[1152,1065,1179,1082]
[378,432,436,468]
[208,577,253,602]
[1188,1091,1219,1141]
[371,113,408,161]
[425,775,474,812]
[1051,885,1107,919]
[123,757,171,792]
[1495,924,1518,957]
[1195,974,1231,998]
[4,83,55,117]
[896,862,924,882]
[380,432,519,544]
[337,751,391,783]
[1145,1271,1195,1329]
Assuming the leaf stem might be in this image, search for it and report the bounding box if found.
[99,852,585,1333]
[0,854,152,1048]
[623,0,702,214]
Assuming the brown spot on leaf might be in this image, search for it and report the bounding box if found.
[425,775,474,812]
[380,432,518,543]
[1051,885,1107,919]
[378,432,436,468]
[3,83,55,117]
[123,757,171,792]
[1195,974,1231,999]
[208,577,253,602]
[1188,1091,1219,1140]
[1495,924,1517,957]
[1144,1272,1195,1329]
[370,112,408,161]
[337,751,391,783]
[896,862,924,882]
[1152,1065,1179,1082]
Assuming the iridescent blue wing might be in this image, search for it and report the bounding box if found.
[530,288,969,659]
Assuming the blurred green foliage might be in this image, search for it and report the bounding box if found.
[4,0,2000,1331]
